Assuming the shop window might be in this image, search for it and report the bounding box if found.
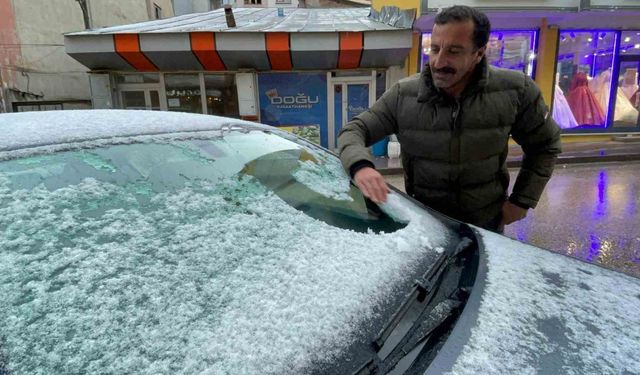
[611,31,640,128]
[204,74,240,118]
[244,0,262,4]
[420,30,537,76]
[165,74,203,114]
[554,31,616,130]
[13,100,91,112]
[154,4,162,19]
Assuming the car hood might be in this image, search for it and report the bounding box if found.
[426,229,640,375]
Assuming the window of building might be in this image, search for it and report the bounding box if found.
[244,0,262,5]
[204,74,239,117]
[210,0,223,10]
[154,3,162,19]
[12,100,91,112]
[165,74,203,114]
[611,31,640,128]
[554,31,616,130]
[421,30,537,77]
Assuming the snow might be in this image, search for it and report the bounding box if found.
[0,133,451,374]
[0,110,260,153]
[292,151,353,201]
[446,229,640,375]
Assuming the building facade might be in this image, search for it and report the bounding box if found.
[0,0,173,113]
[387,0,640,134]
[64,7,412,151]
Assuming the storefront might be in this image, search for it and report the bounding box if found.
[554,30,640,132]
[410,0,640,135]
[64,7,413,150]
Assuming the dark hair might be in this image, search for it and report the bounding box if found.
[434,5,491,50]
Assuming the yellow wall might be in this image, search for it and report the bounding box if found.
[408,32,421,76]
[371,0,419,11]
[535,19,559,108]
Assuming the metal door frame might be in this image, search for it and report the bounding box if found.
[116,78,167,111]
[327,72,376,150]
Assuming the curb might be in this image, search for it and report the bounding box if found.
[377,153,640,175]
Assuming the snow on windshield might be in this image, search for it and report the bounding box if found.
[0,139,451,374]
[292,152,352,201]
[446,230,640,375]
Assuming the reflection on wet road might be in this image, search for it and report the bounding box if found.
[384,161,640,278]
[505,162,640,278]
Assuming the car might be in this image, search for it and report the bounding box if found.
[0,110,638,375]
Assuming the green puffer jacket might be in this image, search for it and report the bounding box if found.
[338,59,562,227]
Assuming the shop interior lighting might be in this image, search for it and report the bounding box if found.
[624,36,631,42]
[636,44,640,49]
[587,37,593,42]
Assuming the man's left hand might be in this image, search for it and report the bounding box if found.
[499,201,528,231]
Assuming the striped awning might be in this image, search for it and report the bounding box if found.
[64,8,413,72]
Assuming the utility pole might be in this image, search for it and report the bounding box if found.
[76,0,91,29]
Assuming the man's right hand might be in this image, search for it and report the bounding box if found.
[354,167,389,204]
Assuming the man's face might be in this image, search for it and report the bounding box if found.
[429,20,486,91]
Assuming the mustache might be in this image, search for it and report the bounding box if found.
[433,67,456,75]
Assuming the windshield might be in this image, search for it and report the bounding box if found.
[0,130,451,374]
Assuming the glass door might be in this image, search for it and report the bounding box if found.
[330,82,371,150]
[120,89,161,110]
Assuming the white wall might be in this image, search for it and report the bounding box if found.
[11,0,90,103]
[6,0,173,110]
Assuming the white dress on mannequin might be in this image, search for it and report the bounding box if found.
[553,85,579,129]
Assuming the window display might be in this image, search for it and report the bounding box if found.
[204,74,239,118]
[555,31,616,129]
[165,74,202,114]
[421,30,537,76]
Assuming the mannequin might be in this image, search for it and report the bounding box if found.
[553,73,579,129]
[590,68,638,124]
[620,68,639,100]
[567,72,606,126]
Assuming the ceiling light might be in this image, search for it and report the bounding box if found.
[624,37,631,42]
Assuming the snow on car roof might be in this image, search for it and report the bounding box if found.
[0,110,260,152]
[440,229,640,375]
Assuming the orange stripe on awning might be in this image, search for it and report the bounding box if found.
[266,33,292,71]
[338,32,363,69]
[190,32,226,71]
[113,34,158,71]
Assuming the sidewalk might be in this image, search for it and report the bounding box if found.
[374,138,640,175]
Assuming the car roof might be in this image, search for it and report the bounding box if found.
[0,110,263,152]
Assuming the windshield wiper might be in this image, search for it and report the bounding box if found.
[352,225,478,375]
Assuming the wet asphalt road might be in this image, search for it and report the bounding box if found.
[384,161,640,278]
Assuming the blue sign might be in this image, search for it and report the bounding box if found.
[258,73,328,147]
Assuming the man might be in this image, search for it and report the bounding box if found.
[337,5,561,232]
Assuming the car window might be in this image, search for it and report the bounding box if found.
[0,131,403,233]
[0,130,450,374]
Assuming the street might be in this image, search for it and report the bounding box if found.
[385,161,640,278]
